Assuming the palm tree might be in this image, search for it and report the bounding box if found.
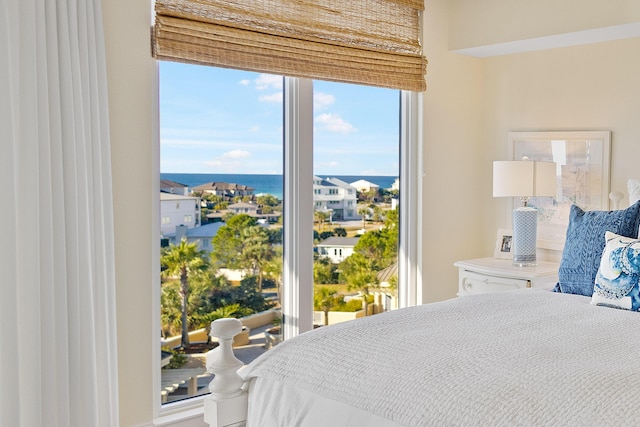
[161,239,208,348]
[264,245,283,301]
[314,210,329,231]
[340,252,378,315]
[357,204,370,230]
[239,225,274,290]
[191,303,242,340]
[314,286,340,326]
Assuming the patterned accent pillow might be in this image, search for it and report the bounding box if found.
[556,201,640,296]
[591,231,640,311]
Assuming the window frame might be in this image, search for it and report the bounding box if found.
[152,73,423,422]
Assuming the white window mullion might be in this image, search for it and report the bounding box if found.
[398,90,424,308]
[282,77,314,339]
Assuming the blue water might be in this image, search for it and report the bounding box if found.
[161,173,397,200]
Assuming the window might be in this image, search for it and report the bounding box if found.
[157,64,422,411]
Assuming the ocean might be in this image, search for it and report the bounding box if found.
[161,173,397,200]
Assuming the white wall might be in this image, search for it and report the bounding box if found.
[420,0,640,305]
[449,0,640,52]
[421,0,486,303]
[102,0,156,425]
[482,37,640,261]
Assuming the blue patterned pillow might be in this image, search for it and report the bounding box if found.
[556,201,640,296]
[591,231,640,310]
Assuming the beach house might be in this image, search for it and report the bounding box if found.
[313,176,359,221]
[160,193,201,236]
[316,237,360,263]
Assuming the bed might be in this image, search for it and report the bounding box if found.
[204,199,640,427]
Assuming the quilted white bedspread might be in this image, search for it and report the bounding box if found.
[241,289,640,426]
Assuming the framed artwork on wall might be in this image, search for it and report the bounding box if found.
[494,228,513,260]
[508,131,611,251]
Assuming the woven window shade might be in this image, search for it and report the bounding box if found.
[152,0,427,92]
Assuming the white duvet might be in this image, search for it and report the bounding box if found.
[241,289,640,426]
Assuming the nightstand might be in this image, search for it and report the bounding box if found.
[454,257,559,296]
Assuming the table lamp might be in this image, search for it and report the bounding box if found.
[493,158,556,266]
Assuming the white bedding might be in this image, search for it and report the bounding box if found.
[241,289,640,426]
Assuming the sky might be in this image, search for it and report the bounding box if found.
[159,61,400,176]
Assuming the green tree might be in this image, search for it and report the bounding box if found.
[314,257,336,284]
[256,194,280,208]
[363,188,379,203]
[314,286,340,326]
[211,214,258,269]
[355,230,388,264]
[357,204,370,230]
[161,239,209,348]
[314,210,330,231]
[372,205,384,223]
[204,276,272,315]
[264,245,283,300]
[339,252,378,314]
[161,269,230,338]
[160,281,182,338]
[239,225,275,290]
[191,303,242,339]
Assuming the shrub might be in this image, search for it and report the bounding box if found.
[319,231,335,240]
[333,227,347,237]
[333,298,363,312]
[162,347,187,369]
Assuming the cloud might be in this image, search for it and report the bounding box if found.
[222,149,251,159]
[238,79,251,86]
[254,74,282,91]
[248,125,260,132]
[313,160,340,171]
[314,113,357,134]
[258,92,283,103]
[202,149,252,172]
[314,92,335,110]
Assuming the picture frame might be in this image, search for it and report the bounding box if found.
[508,131,611,251]
[494,228,513,259]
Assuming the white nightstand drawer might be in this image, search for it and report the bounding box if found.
[454,258,559,297]
[459,270,530,296]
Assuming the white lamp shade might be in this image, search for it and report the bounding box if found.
[493,160,556,198]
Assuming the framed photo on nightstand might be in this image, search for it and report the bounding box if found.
[494,228,513,260]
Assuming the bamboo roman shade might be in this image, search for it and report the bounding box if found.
[152,0,427,92]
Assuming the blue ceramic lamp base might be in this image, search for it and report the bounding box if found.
[512,207,537,266]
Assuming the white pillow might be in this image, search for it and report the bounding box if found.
[629,178,640,206]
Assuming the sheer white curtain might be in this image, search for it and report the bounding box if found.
[0,0,119,426]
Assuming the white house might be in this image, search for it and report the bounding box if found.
[164,222,224,253]
[191,181,254,199]
[160,192,201,236]
[160,179,189,195]
[313,176,359,221]
[350,179,380,193]
[316,236,360,263]
[227,201,259,215]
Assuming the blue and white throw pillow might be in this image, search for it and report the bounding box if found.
[592,231,640,311]
[555,201,640,296]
